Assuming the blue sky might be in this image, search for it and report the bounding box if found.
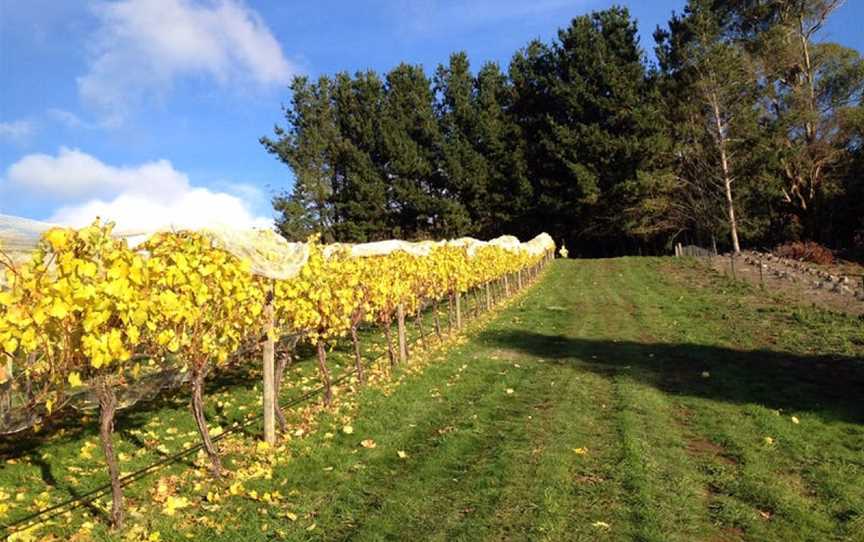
[1,0,862,231]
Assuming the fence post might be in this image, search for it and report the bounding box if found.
[730,252,737,281]
[262,287,276,446]
[455,291,462,330]
[759,256,765,290]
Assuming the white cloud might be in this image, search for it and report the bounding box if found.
[5,148,272,232]
[49,189,273,232]
[0,120,35,143]
[78,0,296,120]
[7,147,189,200]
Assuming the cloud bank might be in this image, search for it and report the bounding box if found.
[78,0,296,122]
[5,147,272,232]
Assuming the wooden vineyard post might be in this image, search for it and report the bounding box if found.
[517,269,523,290]
[485,282,492,311]
[397,303,408,362]
[504,274,510,297]
[455,291,462,330]
[262,287,276,446]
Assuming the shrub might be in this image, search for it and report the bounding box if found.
[774,241,834,265]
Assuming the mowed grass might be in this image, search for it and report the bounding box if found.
[3,258,864,541]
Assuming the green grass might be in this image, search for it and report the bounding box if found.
[3,258,864,541]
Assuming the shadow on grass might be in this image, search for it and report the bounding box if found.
[477,330,864,424]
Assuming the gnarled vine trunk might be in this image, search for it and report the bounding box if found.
[316,340,333,406]
[384,319,396,370]
[97,379,124,529]
[190,366,221,476]
[274,349,292,432]
[350,325,364,384]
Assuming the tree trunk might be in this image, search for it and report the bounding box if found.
[191,367,221,476]
[97,380,124,529]
[351,326,364,385]
[316,340,332,406]
[710,91,741,254]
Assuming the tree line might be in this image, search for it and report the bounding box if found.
[261,0,864,257]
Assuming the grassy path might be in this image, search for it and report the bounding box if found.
[5,258,864,541]
[199,258,863,541]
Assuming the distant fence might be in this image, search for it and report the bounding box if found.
[674,243,716,258]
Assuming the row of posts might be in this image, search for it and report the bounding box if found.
[260,250,553,444]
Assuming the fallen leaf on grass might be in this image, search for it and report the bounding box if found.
[360,439,376,449]
[791,416,800,424]
[572,447,589,455]
[592,521,611,529]
[505,388,514,395]
[342,425,354,435]
[397,450,408,459]
[67,372,82,387]
[162,495,189,516]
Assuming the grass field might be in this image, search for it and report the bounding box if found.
[3,258,864,541]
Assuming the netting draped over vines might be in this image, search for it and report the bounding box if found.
[0,213,554,435]
[0,212,554,529]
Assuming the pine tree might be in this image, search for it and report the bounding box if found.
[262,76,339,241]
[381,63,469,238]
[434,52,490,235]
[474,61,532,238]
[331,71,390,241]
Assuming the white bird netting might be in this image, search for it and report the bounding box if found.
[0,213,555,281]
